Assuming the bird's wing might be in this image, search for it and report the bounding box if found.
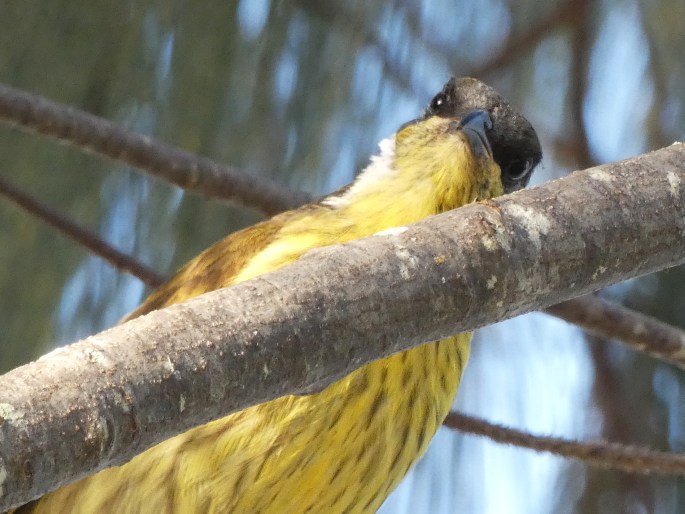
[123,211,294,322]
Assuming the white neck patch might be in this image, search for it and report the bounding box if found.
[322,136,397,209]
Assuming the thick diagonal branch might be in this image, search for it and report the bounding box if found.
[0,143,683,510]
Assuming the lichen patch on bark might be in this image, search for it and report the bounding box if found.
[504,204,551,250]
[667,171,681,197]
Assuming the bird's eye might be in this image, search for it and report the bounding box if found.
[429,93,447,113]
[502,160,534,182]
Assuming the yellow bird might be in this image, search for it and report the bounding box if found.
[13,77,541,513]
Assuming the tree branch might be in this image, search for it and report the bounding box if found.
[0,173,165,289]
[5,164,683,371]
[0,82,311,216]
[465,0,585,78]
[0,143,683,510]
[545,296,685,369]
[444,411,685,474]
[567,0,594,169]
[4,162,683,370]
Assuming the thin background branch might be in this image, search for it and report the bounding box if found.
[466,0,586,79]
[0,82,311,216]
[584,338,655,505]
[0,173,164,289]
[444,411,685,475]
[545,296,685,370]
[567,0,594,168]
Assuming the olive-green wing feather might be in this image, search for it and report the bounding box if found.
[123,212,294,321]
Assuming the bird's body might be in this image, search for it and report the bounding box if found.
[14,78,541,514]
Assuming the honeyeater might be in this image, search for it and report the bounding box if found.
[12,77,541,513]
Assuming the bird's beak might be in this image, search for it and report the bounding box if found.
[456,110,494,161]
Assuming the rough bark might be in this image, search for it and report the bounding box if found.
[0,143,683,510]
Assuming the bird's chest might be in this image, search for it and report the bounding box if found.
[239,333,471,513]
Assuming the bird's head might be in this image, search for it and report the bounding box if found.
[394,77,542,212]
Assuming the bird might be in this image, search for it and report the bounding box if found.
[12,77,542,514]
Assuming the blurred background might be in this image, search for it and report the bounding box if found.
[0,0,684,512]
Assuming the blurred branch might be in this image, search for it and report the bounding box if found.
[545,296,685,370]
[466,0,585,78]
[0,82,311,216]
[566,0,595,168]
[585,339,656,504]
[308,0,589,101]
[296,1,420,97]
[637,3,675,151]
[0,173,165,288]
[444,411,685,475]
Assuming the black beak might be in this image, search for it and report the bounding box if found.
[457,110,494,161]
